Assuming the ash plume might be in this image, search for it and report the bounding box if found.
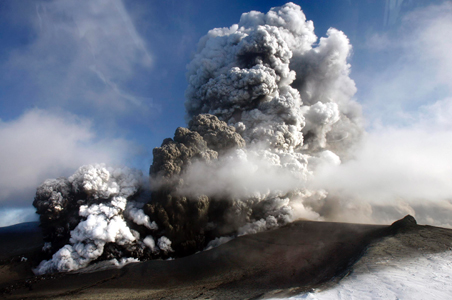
[146,2,362,256]
[33,2,364,273]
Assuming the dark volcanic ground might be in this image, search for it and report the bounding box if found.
[1,217,451,299]
[0,222,42,261]
[0,222,43,289]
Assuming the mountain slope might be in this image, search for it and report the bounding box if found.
[1,217,452,299]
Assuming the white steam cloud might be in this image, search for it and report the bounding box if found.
[126,206,158,231]
[143,236,158,253]
[157,236,174,254]
[34,164,144,274]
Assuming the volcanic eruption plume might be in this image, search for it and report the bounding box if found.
[33,2,363,274]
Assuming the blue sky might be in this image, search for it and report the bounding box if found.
[1,0,451,226]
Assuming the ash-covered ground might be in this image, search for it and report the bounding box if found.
[1,216,452,299]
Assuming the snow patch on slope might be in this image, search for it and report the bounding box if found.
[280,230,452,300]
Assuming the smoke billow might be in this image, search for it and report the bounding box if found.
[33,3,364,273]
[33,164,170,274]
[148,2,362,253]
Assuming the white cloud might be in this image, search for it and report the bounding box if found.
[359,1,452,126]
[311,100,452,227]
[407,3,452,87]
[314,120,452,203]
[384,0,405,26]
[0,108,135,208]
[5,0,153,115]
[310,2,452,227]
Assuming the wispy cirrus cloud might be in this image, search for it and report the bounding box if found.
[359,1,452,126]
[3,0,153,116]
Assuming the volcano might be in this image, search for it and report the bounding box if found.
[2,2,452,299]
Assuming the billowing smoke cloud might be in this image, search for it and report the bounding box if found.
[34,164,153,274]
[34,3,364,273]
[147,2,362,255]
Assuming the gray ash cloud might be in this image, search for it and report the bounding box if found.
[33,3,364,274]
